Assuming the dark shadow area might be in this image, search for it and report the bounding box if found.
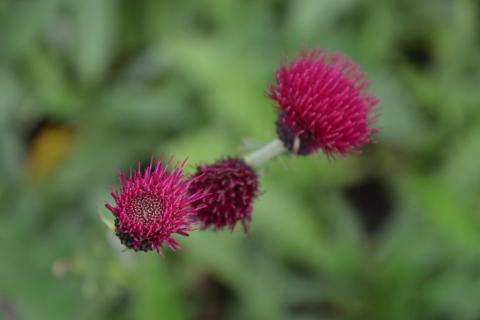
[189,275,235,320]
[344,177,393,236]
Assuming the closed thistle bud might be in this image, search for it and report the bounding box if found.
[188,158,259,232]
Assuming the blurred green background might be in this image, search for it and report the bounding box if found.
[1,0,480,319]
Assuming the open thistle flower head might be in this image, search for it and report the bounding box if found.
[105,158,204,253]
[188,158,259,232]
[267,48,380,157]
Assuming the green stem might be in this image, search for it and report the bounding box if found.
[244,139,286,166]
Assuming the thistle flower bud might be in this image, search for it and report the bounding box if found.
[189,158,259,232]
[267,49,380,156]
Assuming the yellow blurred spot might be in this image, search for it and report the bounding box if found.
[25,125,74,182]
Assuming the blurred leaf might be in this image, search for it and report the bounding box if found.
[164,38,275,138]
[163,128,236,170]
[25,47,86,117]
[372,72,431,149]
[97,83,196,130]
[184,231,284,319]
[401,175,480,252]
[0,0,63,60]
[286,0,359,38]
[131,257,188,320]
[0,71,24,185]
[442,128,480,207]
[253,179,337,273]
[71,0,117,84]
[426,266,480,319]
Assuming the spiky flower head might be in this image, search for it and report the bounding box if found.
[267,48,380,156]
[105,159,203,253]
[188,158,259,232]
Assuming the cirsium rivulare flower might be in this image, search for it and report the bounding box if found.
[267,48,380,156]
[105,158,204,253]
[188,158,259,232]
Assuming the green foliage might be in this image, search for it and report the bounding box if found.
[1,0,480,319]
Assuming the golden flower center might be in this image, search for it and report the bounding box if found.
[127,194,163,224]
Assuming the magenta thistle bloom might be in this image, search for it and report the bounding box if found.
[267,48,380,156]
[188,158,259,232]
[105,159,204,253]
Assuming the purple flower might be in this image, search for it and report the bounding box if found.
[267,48,380,156]
[106,159,203,253]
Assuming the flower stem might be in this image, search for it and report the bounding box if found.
[244,139,286,166]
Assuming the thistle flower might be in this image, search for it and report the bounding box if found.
[105,159,203,253]
[188,158,259,232]
[267,48,380,156]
